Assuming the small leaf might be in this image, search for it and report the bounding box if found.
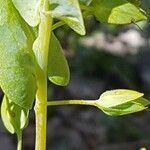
[48,0,85,35]
[98,89,143,108]
[47,33,70,86]
[100,102,146,116]
[12,0,43,27]
[88,0,147,24]
[1,96,29,134]
[1,96,15,134]
[134,97,150,106]
[0,0,37,109]
[96,92,150,116]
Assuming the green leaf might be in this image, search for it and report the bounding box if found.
[12,0,43,27]
[98,89,143,108]
[1,96,15,134]
[95,91,150,116]
[0,0,37,109]
[48,0,85,35]
[89,0,147,24]
[47,33,70,86]
[134,97,150,107]
[99,97,149,116]
[1,96,29,134]
[100,102,146,116]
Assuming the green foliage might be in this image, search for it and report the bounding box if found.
[48,0,85,35]
[12,0,42,27]
[0,0,149,149]
[48,33,70,86]
[1,96,28,149]
[98,89,143,108]
[1,96,28,134]
[0,0,37,109]
[96,90,150,116]
[87,0,147,24]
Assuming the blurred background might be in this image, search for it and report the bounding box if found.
[1,1,150,150]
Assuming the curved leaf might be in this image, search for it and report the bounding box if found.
[100,102,145,116]
[12,0,43,27]
[0,0,37,109]
[47,33,70,86]
[89,0,147,24]
[1,96,29,133]
[97,97,149,116]
[1,96,15,134]
[48,0,85,35]
[98,89,143,108]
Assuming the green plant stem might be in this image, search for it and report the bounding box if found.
[52,21,65,30]
[34,1,52,150]
[17,132,22,150]
[47,100,96,107]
